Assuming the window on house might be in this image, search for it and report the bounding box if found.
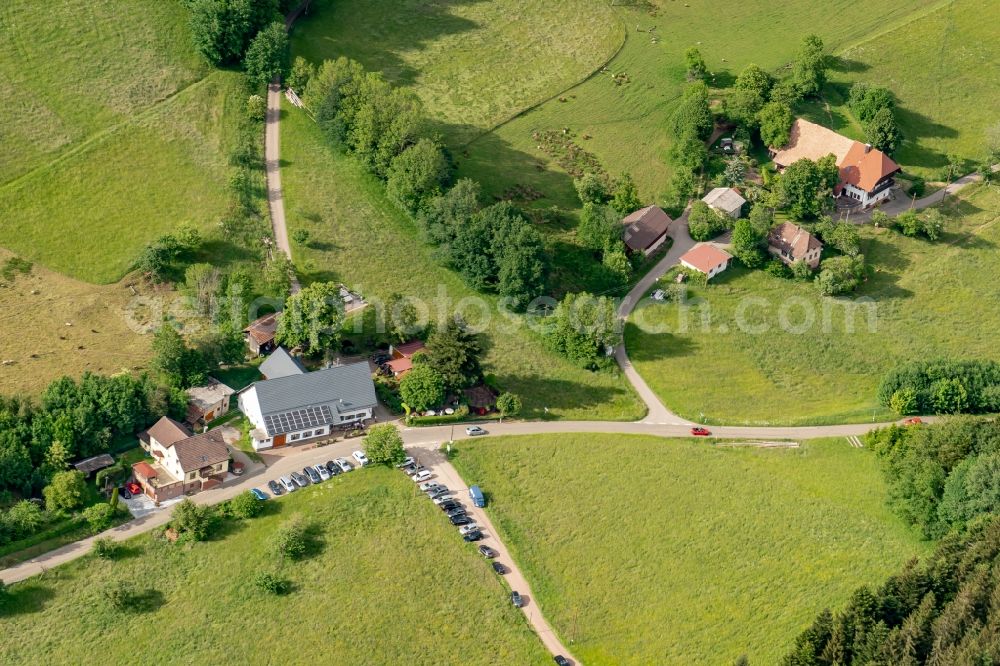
[302,430,312,438]
[188,472,197,480]
[290,433,300,441]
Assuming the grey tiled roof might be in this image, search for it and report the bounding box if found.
[259,347,306,379]
[252,362,376,436]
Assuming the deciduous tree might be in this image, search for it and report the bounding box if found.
[43,470,87,515]
[758,101,794,148]
[363,424,406,465]
[276,281,345,351]
[386,138,450,213]
[496,392,522,422]
[399,365,446,412]
[577,203,621,251]
[792,34,827,98]
[684,47,707,81]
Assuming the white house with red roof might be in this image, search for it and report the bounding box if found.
[771,119,901,208]
[679,244,732,280]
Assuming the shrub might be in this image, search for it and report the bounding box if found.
[790,259,814,281]
[171,498,215,541]
[253,570,290,595]
[764,259,792,279]
[228,490,263,520]
[101,579,135,612]
[889,387,919,415]
[816,255,864,295]
[246,94,266,121]
[687,201,729,241]
[92,536,120,560]
[43,470,87,515]
[269,514,310,560]
[82,503,116,533]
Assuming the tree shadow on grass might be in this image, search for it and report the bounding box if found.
[622,322,697,363]
[829,56,871,73]
[132,587,166,613]
[0,583,55,616]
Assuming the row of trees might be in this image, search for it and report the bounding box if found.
[878,359,1000,417]
[185,0,291,84]
[782,513,1000,665]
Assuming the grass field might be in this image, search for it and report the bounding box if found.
[808,0,1000,179]
[451,433,930,665]
[290,0,623,146]
[0,467,550,665]
[0,249,152,395]
[279,101,645,421]
[459,0,947,205]
[625,185,1000,425]
[0,1,240,283]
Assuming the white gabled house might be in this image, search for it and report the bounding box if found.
[238,361,377,450]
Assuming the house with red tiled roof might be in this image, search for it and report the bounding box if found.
[243,312,279,356]
[386,340,427,378]
[680,244,732,280]
[767,222,823,268]
[771,119,901,208]
[133,417,231,502]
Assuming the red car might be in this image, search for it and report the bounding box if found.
[903,417,923,426]
[690,427,711,437]
[125,482,142,495]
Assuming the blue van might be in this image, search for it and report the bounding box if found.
[469,485,486,508]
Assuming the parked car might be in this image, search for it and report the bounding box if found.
[352,450,370,466]
[445,506,467,518]
[690,427,711,436]
[125,482,141,495]
[451,514,473,526]
[478,545,497,558]
[492,561,507,574]
[554,656,571,666]
[903,416,923,426]
[463,530,484,542]
[335,458,353,473]
[433,495,455,505]
[325,460,342,476]
[120,486,132,500]
[249,487,268,500]
[414,470,433,483]
[423,484,447,496]
[395,456,415,468]
[291,471,310,488]
[439,500,461,512]
[280,476,297,492]
[315,464,331,481]
[465,426,487,436]
[406,465,427,477]
[268,479,284,496]
[458,523,480,535]
[469,485,486,508]
[511,591,525,608]
[304,466,322,484]
[419,481,442,492]
[428,489,451,500]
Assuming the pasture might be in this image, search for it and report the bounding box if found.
[0,468,550,665]
[452,433,930,666]
[0,1,240,283]
[625,185,1000,425]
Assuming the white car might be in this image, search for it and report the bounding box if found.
[465,426,487,436]
[396,456,416,469]
[315,464,331,481]
[413,470,433,483]
[432,495,455,505]
[419,481,442,492]
[459,523,480,535]
[280,476,297,493]
[352,450,370,466]
[335,457,353,473]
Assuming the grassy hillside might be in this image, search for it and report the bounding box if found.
[0,249,152,395]
[458,0,977,205]
[0,0,239,283]
[280,104,645,421]
[625,185,1000,425]
[0,468,550,665]
[452,433,930,666]
[290,0,623,146]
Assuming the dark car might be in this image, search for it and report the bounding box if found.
[120,486,132,499]
[428,489,452,500]
[268,479,284,496]
[439,500,461,512]
[478,545,497,558]
[511,591,524,608]
[291,471,310,488]
[451,514,473,526]
[304,466,322,484]
[463,530,484,542]
[445,507,467,518]
[554,657,571,666]
[325,460,342,476]
[492,561,507,575]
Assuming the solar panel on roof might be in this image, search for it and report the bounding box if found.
[263,404,337,435]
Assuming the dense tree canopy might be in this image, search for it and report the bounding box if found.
[424,320,482,393]
[363,424,406,465]
[242,21,288,85]
[577,203,622,251]
[687,201,729,241]
[758,101,794,148]
[544,292,621,369]
[776,156,840,219]
[418,178,481,245]
[399,365,446,412]
[671,82,713,141]
[188,0,278,65]
[386,138,450,213]
[275,282,346,351]
[791,34,827,97]
[816,254,865,295]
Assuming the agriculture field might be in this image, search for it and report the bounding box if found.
[0,1,239,283]
[0,249,151,395]
[280,103,644,421]
[452,433,930,666]
[0,468,550,665]
[457,0,955,205]
[625,185,1000,425]
[289,0,623,146]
